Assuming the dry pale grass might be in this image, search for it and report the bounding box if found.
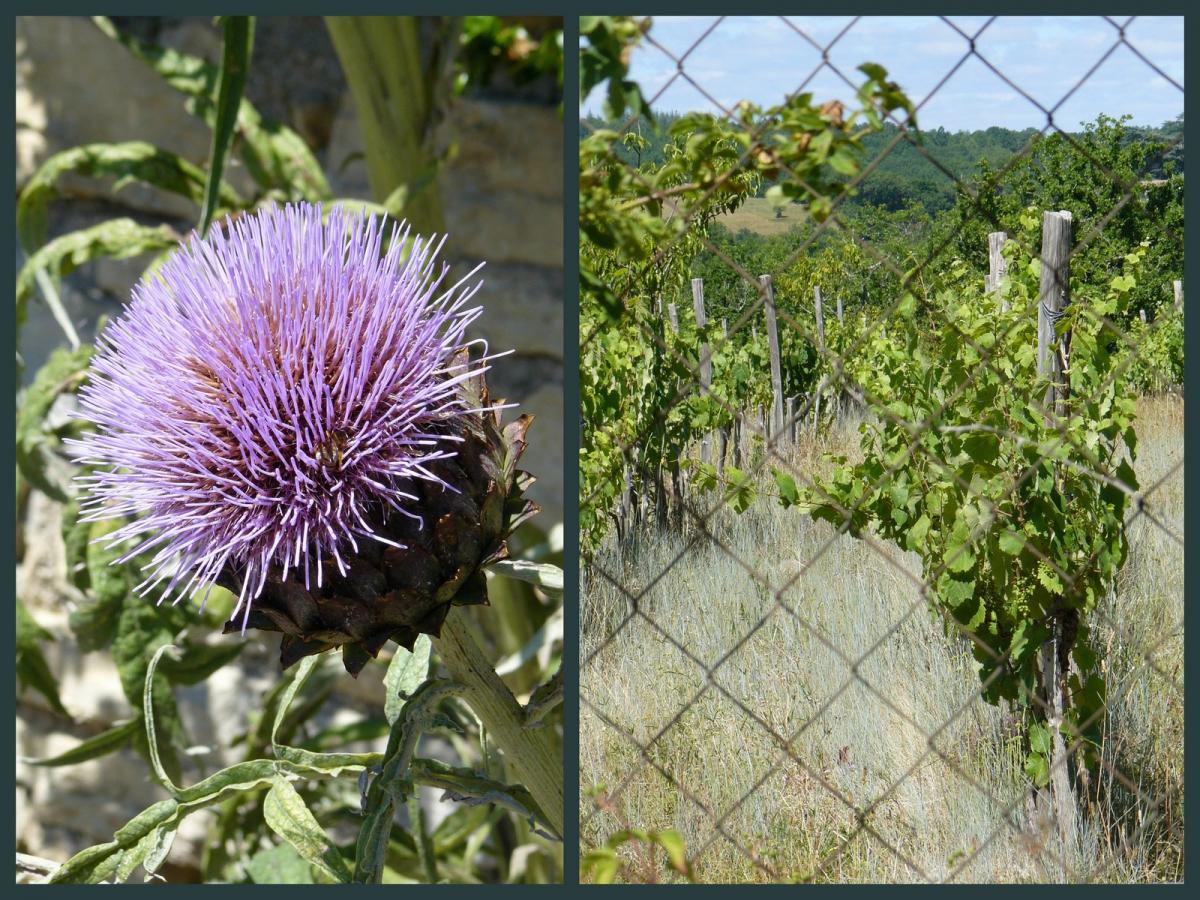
[581,395,1183,884]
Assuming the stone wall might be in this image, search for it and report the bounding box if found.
[15,16,562,881]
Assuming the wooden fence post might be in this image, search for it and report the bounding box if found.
[835,294,846,418]
[812,286,826,434]
[717,318,730,467]
[1174,279,1182,312]
[667,302,682,518]
[761,275,785,446]
[692,279,712,467]
[1036,209,1078,852]
[733,411,743,468]
[988,231,1009,311]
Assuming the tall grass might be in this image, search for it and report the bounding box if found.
[580,396,1183,883]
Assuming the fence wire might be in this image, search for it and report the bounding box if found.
[580,15,1183,884]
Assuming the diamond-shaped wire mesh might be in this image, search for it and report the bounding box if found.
[580,15,1183,883]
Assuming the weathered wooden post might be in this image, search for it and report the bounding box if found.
[733,411,743,468]
[616,463,632,544]
[717,318,730,467]
[988,231,1009,311]
[1174,279,1183,311]
[667,302,683,518]
[813,285,827,354]
[1035,209,1078,851]
[812,286,826,434]
[785,395,796,445]
[692,278,712,467]
[761,275,785,446]
[834,294,845,418]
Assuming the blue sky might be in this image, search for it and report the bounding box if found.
[582,16,1184,132]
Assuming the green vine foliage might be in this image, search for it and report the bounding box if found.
[773,230,1146,781]
[1124,305,1184,394]
[579,16,915,554]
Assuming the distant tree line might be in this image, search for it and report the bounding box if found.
[580,112,1183,218]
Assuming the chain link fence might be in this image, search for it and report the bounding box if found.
[579,15,1183,883]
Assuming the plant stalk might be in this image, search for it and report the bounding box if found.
[433,609,564,839]
[324,16,450,235]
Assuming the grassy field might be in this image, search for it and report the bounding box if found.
[716,197,809,237]
[580,395,1183,884]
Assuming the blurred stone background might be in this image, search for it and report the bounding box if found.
[15,16,562,881]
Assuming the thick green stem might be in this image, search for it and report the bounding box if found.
[433,609,564,839]
[324,16,449,235]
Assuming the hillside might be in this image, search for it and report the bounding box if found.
[581,113,1183,219]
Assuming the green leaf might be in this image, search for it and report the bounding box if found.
[73,518,130,652]
[724,466,757,514]
[1024,750,1049,788]
[200,17,254,236]
[689,460,718,493]
[1028,721,1052,756]
[175,757,282,807]
[17,142,239,253]
[159,639,245,685]
[116,601,188,788]
[772,468,799,508]
[858,62,890,83]
[943,540,975,574]
[484,560,564,599]
[494,605,562,677]
[61,500,92,592]
[16,600,69,716]
[263,776,353,883]
[16,219,177,337]
[962,431,1000,465]
[142,643,183,794]
[15,345,93,501]
[411,756,561,842]
[140,824,177,881]
[934,572,975,609]
[93,16,329,201]
[828,149,859,176]
[582,846,619,883]
[24,718,140,768]
[905,514,931,552]
[651,829,690,877]
[271,655,322,749]
[269,655,376,776]
[384,636,432,726]
[50,798,179,884]
[1035,563,1064,594]
[997,529,1025,556]
[246,842,316,884]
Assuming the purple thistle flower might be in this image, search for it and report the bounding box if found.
[70,202,493,630]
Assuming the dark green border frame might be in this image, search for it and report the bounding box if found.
[2,1,1193,892]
